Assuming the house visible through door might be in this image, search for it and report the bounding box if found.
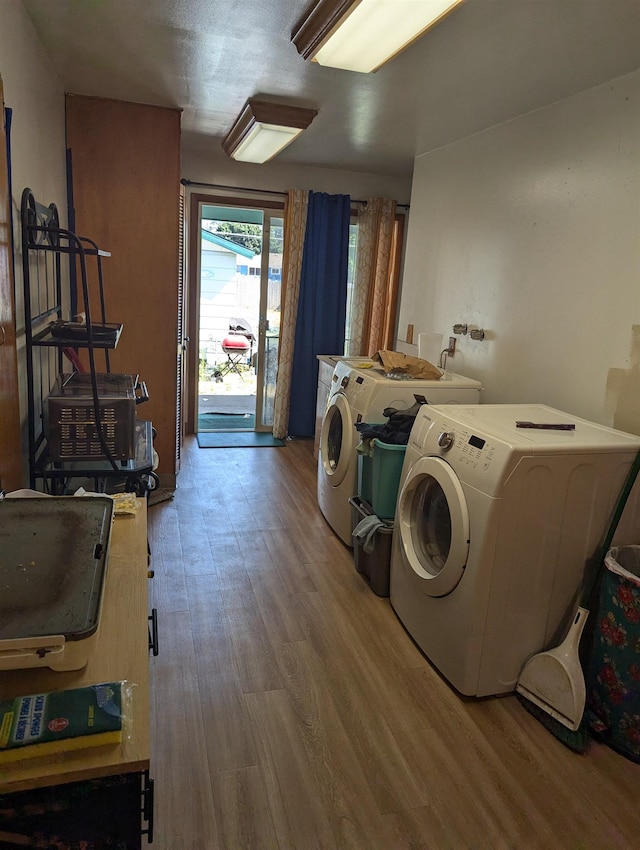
[196,201,283,433]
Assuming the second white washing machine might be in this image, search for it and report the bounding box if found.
[390,403,640,697]
[317,361,482,546]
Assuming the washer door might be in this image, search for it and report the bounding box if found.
[398,455,470,596]
[319,392,357,488]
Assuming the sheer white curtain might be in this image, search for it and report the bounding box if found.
[347,197,398,356]
[272,189,309,440]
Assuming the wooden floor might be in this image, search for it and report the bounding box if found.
[147,436,640,850]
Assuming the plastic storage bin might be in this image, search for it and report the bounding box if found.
[357,445,373,505]
[586,545,640,763]
[357,438,406,520]
[45,372,137,461]
[349,496,393,597]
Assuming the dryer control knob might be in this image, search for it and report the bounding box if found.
[438,431,455,450]
[340,376,349,388]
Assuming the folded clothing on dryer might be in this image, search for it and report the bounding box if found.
[356,415,414,445]
[382,395,427,420]
[356,394,427,446]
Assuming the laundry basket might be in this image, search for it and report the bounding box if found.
[357,438,406,520]
[586,544,640,763]
[349,496,393,597]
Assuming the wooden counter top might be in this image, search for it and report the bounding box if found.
[0,500,150,794]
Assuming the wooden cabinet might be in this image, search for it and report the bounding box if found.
[0,500,153,845]
[65,95,181,486]
[0,78,22,492]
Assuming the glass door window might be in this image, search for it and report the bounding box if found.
[319,393,355,487]
[197,202,283,433]
[257,213,283,429]
[399,456,470,596]
[410,476,452,576]
[325,405,343,471]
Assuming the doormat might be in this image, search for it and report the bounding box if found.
[197,431,285,448]
[197,412,255,432]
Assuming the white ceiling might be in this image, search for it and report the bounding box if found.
[22,0,640,178]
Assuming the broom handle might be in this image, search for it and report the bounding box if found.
[602,449,640,554]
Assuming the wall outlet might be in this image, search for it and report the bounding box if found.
[448,336,456,356]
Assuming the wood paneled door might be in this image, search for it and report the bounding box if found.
[0,77,22,492]
[65,94,181,486]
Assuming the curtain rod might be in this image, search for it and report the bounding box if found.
[181,179,409,209]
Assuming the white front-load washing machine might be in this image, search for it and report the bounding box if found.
[317,361,482,546]
[390,403,640,697]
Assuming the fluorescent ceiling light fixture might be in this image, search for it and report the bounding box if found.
[292,0,465,73]
[222,99,318,163]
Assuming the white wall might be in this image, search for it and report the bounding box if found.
[397,69,640,433]
[199,245,253,368]
[1,3,67,242]
[181,146,413,206]
[1,1,67,478]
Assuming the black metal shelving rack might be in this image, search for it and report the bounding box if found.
[20,188,155,494]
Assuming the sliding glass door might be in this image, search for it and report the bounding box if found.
[195,199,283,433]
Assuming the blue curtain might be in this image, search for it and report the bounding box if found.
[288,191,351,437]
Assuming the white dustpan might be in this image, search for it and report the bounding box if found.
[516,607,589,732]
[517,450,640,743]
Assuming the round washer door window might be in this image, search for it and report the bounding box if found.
[398,455,469,596]
[320,392,356,487]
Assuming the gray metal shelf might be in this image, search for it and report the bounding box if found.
[21,188,154,496]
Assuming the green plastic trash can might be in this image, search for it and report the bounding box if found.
[356,438,406,520]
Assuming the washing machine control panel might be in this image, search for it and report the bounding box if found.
[437,431,454,450]
[450,428,498,472]
[428,419,497,472]
[342,373,369,406]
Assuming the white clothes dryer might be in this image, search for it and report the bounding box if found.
[317,362,482,546]
[390,403,640,697]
